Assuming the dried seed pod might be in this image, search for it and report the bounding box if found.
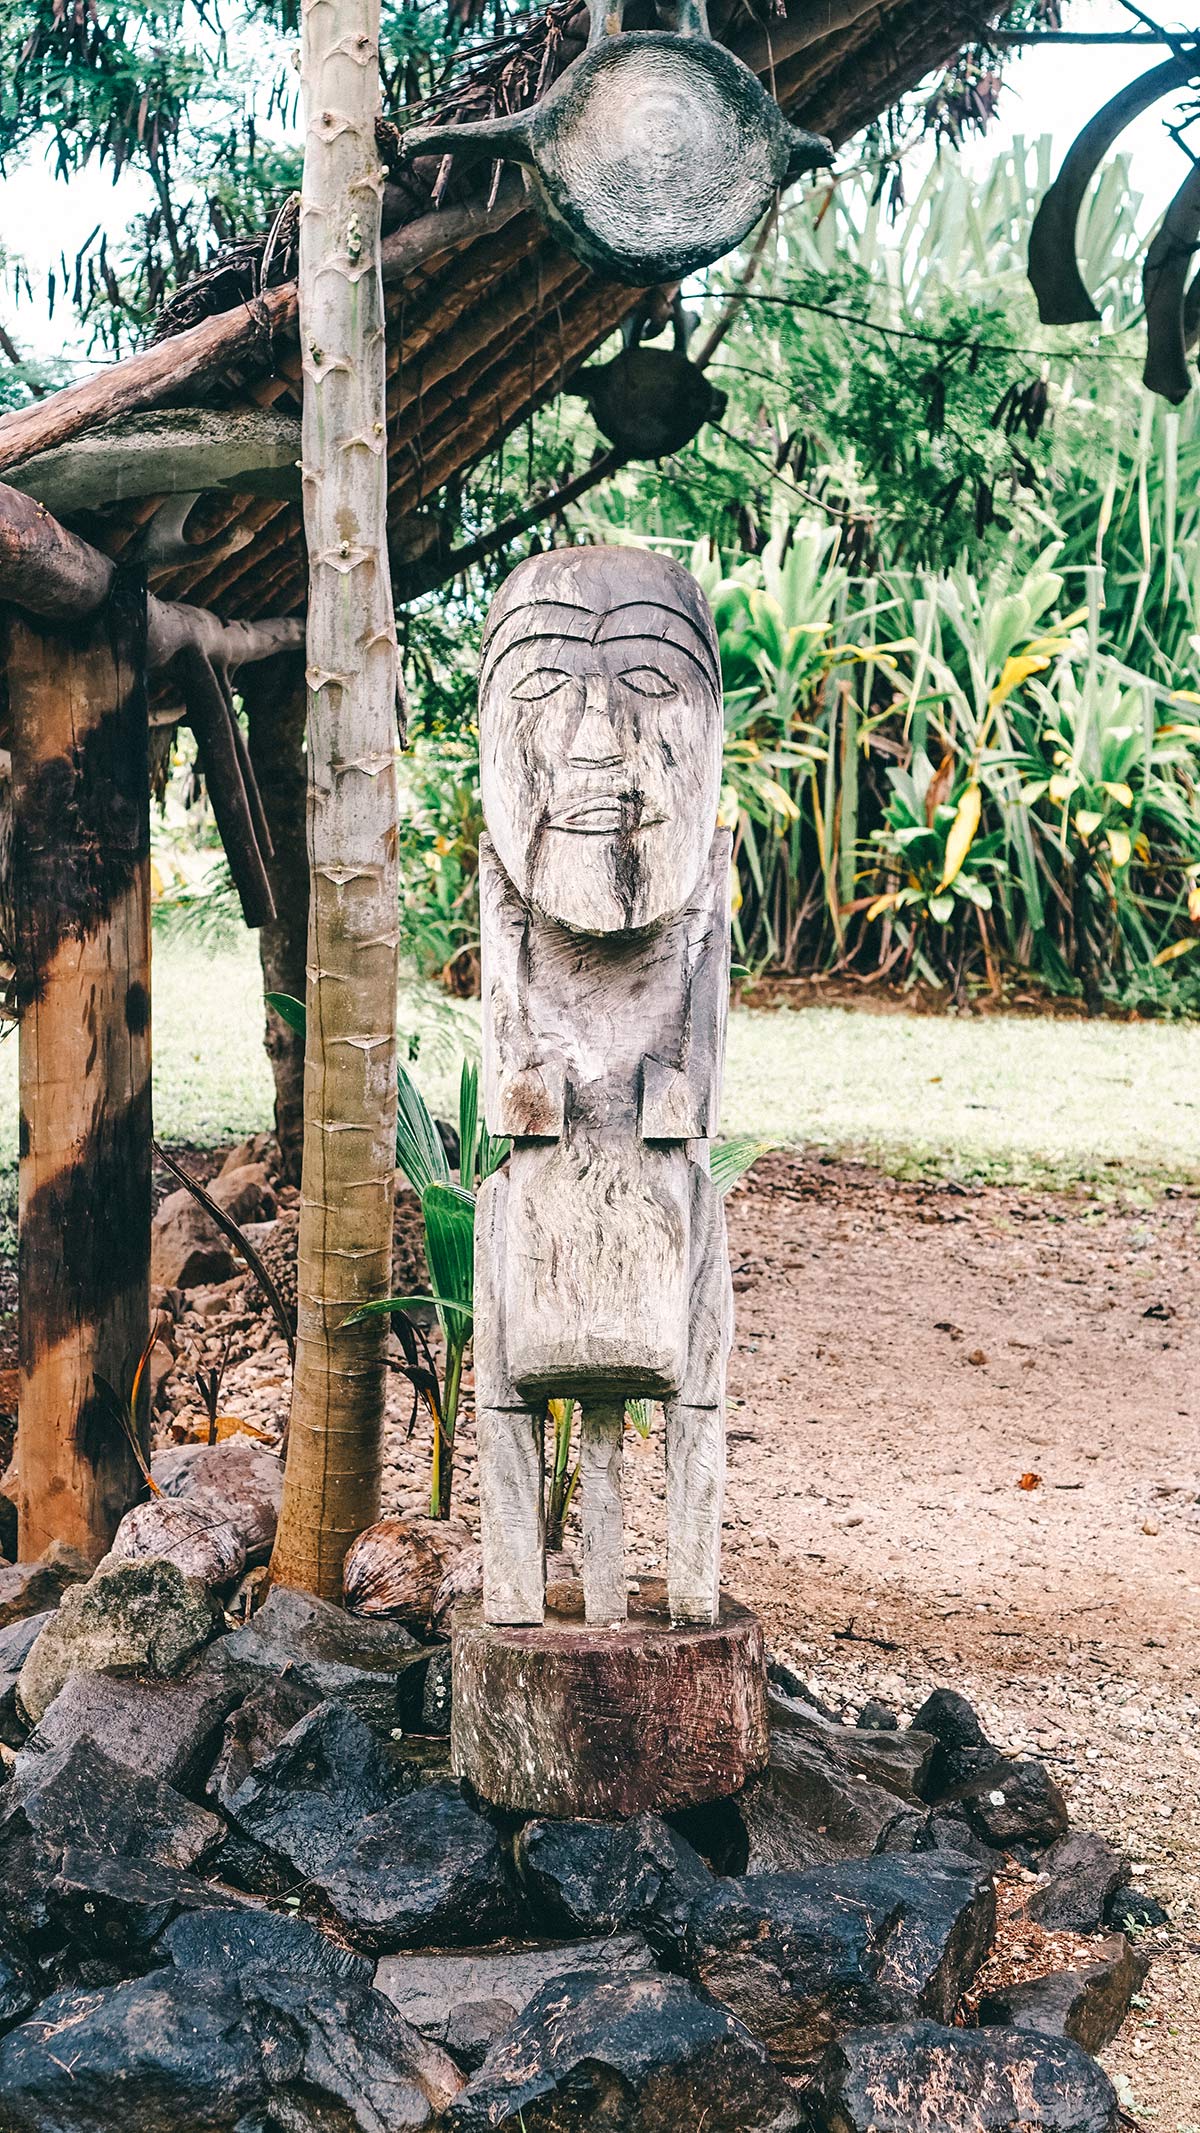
[343,1514,475,1630]
[108,1496,246,1592]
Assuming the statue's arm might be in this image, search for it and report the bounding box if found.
[641,828,732,1142]
[480,835,565,1140]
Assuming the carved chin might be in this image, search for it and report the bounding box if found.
[529,825,701,936]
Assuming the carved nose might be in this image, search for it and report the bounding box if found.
[569,675,623,766]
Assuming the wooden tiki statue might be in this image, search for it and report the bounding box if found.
[474,545,733,1630]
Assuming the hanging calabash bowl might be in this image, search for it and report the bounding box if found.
[404,0,834,284]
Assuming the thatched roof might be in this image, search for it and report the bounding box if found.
[0,0,1000,624]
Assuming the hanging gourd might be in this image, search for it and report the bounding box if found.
[405,0,833,285]
[569,297,726,456]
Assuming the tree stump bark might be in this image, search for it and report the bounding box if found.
[451,1580,768,1817]
[8,578,151,1562]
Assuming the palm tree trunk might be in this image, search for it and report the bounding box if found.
[270,0,401,1597]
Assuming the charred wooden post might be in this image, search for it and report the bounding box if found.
[457,546,766,1816]
[244,650,309,1185]
[8,576,152,1562]
[0,481,302,1561]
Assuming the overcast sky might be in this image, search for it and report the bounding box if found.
[0,0,1191,370]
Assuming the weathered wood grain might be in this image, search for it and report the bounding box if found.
[475,545,735,1632]
[451,1583,768,1816]
[579,1400,627,1627]
[474,1169,546,1626]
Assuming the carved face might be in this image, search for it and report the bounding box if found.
[479,547,723,935]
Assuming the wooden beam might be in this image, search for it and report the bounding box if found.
[0,190,525,476]
[5,406,302,517]
[0,480,304,667]
[9,577,152,1562]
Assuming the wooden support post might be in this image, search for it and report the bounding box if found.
[244,651,309,1185]
[8,575,152,1562]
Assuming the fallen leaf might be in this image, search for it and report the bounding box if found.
[1018,1472,1043,1492]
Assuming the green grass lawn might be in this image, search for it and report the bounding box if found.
[1,936,1195,1191]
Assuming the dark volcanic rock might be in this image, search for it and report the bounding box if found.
[857,1698,899,1731]
[0,1614,51,1748]
[46,1850,256,1971]
[978,1933,1150,2056]
[957,1760,1070,1851]
[807,2019,1119,2132]
[0,1965,461,2131]
[1106,1882,1169,1931]
[0,1918,37,2033]
[0,1739,222,1935]
[375,1934,655,2070]
[17,1666,239,1794]
[687,1852,994,2069]
[160,1903,373,1987]
[879,1804,1000,1868]
[912,1686,1007,1797]
[686,1870,896,2069]
[214,1584,427,1732]
[312,1778,516,1953]
[223,1699,404,1876]
[741,1729,910,1869]
[446,1972,800,2132]
[516,1814,710,1952]
[1027,1831,1128,1933]
[204,1675,319,1810]
[767,1660,841,1722]
[912,1688,990,1752]
[0,1546,91,1631]
[769,1689,934,1803]
[850,1854,996,2022]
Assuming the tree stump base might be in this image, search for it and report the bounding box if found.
[450,1581,768,1818]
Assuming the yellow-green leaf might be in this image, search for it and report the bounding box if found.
[937,785,982,892]
[1100,782,1134,809]
[867,892,901,922]
[1152,938,1199,966]
[1075,810,1102,840]
[989,654,1050,709]
[1106,829,1132,869]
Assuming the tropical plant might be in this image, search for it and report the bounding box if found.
[349,1057,508,1520]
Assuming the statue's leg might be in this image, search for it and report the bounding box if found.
[579,1398,627,1626]
[474,1171,545,1626]
[665,1164,732,1626]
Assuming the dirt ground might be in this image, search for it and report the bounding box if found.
[149,1150,1200,2125]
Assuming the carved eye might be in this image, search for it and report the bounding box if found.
[509,669,572,702]
[620,666,675,699]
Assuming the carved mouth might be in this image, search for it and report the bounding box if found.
[549,795,665,834]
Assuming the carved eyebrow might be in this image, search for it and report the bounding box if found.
[593,629,717,688]
[479,628,600,684]
[596,600,720,679]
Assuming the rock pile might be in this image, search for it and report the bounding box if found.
[0,1464,1160,2131]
